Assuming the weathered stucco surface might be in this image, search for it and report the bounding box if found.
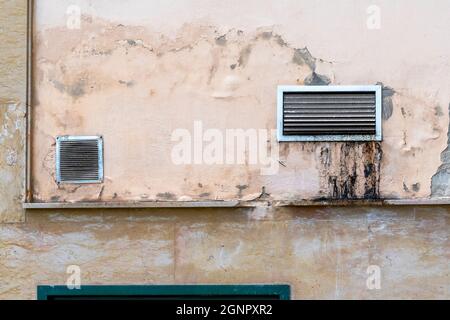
[173,206,449,299]
[0,0,27,222]
[0,206,449,299]
[0,0,449,300]
[31,0,450,202]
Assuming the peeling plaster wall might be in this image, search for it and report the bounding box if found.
[31,0,450,202]
[0,0,449,300]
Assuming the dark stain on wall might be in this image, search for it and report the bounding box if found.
[257,31,288,47]
[156,192,177,200]
[118,80,135,87]
[403,182,410,192]
[362,142,382,199]
[52,78,87,99]
[434,105,444,117]
[304,72,331,86]
[412,183,421,192]
[236,185,249,198]
[127,39,137,46]
[215,34,227,46]
[199,192,211,198]
[238,45,252,67]
[378,83,396,120]
[317,142,382,200]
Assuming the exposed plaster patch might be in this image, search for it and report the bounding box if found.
[431,103,450,197]
[0,100,25,222]
[377,83,396,120]
[5,149,17,166]
[42,146,56,182]
[304,72,331,86]
[292,47,316,70]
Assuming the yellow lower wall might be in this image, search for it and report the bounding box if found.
[1,206,448,299]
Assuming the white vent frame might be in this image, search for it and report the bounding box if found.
[56,135,104,184]
[277,85,382,142]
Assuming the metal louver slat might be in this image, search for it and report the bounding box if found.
[277,85,382,142]
[56,136,104,184]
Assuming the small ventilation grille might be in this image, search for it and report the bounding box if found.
[56,136,103,184]
[277,85,382,141]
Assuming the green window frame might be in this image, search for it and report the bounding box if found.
[37,285,291,300]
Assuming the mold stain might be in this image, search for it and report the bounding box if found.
[362,142,382,199]
[317,142,382,200]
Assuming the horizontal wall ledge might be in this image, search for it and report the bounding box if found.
[276,198,450,206]
[23,200,240,209]
[383,198,450,205]
[23,198,450,209]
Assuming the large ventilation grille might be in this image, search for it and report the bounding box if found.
[56,136,103,184]
[278,86,382,141]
